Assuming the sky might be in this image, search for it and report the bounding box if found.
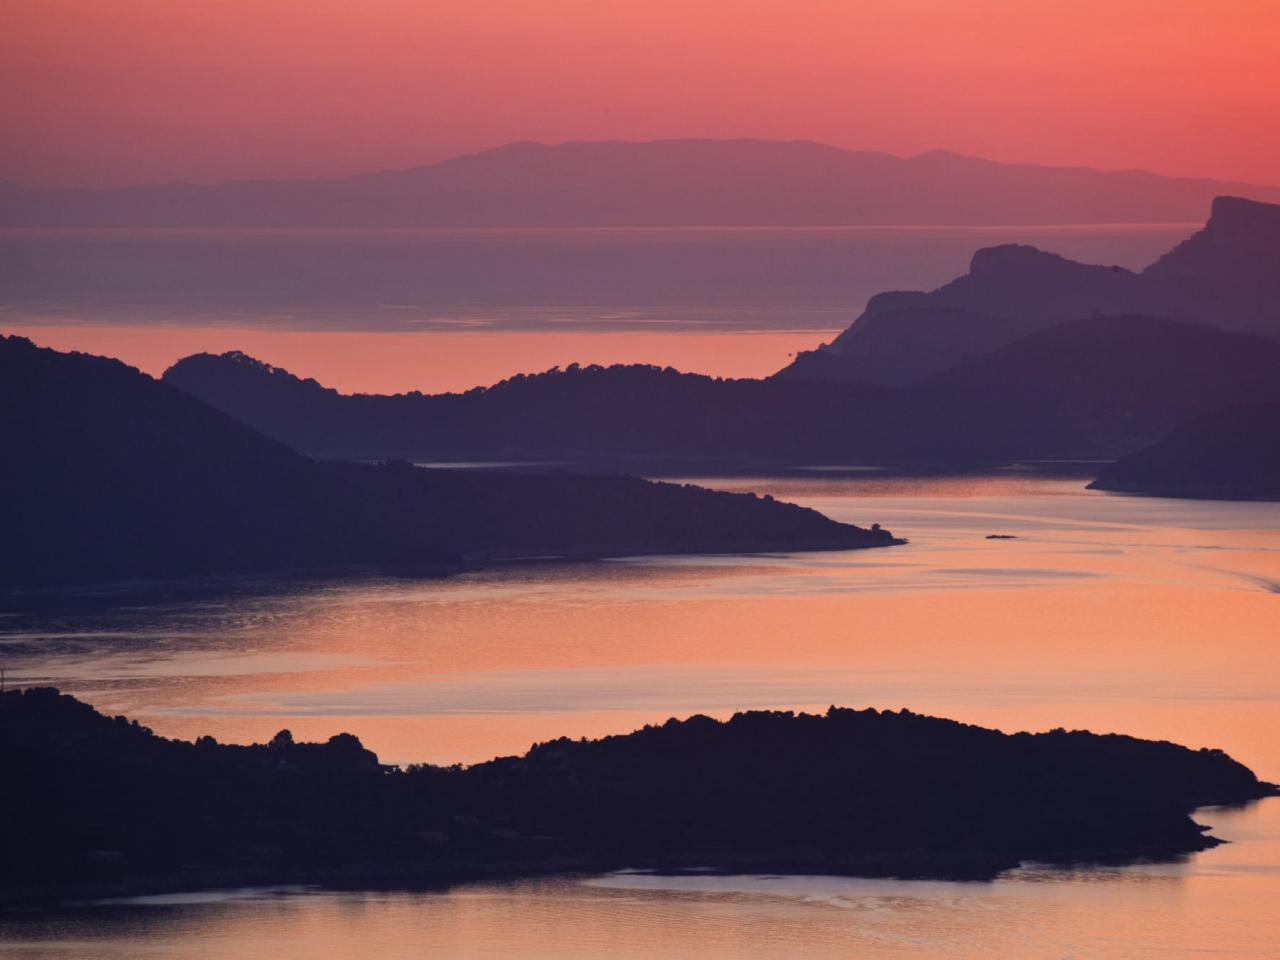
[2,0,1279,189]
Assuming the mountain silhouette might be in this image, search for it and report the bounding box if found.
[1089,402,1280,500]
[5,687,1275,903]
[159,195,1280,473]
[163,350,884,463]
[165,316,1280,466]
[0,335,896,588]
[4,141,1280,228]
[780,196,1280,384]
[906,315,1280,460]
[1139,196,1280,338]
[781,246,1141,384]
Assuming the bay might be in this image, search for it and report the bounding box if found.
[3,471,1278,957]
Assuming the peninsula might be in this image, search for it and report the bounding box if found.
[4,689,1274,904]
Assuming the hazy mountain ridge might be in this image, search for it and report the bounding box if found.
[779,195,1280,384]
[5,140,1280,228]
[159,198,1280,471]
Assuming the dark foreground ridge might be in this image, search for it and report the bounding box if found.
[3,689,1275,904]
[0,335,897,588]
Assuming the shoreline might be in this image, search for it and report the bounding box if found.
[5,691,1275,910]
[0,529,903,602]
[11,797,1277,910]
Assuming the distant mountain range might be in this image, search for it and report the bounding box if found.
[779,195,1280,383]
[4,140,1280,228]
[162,197,1280,470]
[0,336,894,588]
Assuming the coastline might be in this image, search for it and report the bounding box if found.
[13,797,1279,909]
[5,691,1274,908]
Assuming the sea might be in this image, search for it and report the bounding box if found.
[0,223,1195,392]
[3,471,1278,958]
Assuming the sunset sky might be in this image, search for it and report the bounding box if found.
[3,0,1279,189]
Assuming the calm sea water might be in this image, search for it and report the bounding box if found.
[0,223,1197,393]
[3,472,1278,957]
[0,225,1194,332]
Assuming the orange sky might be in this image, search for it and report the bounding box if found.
[5,325,831,394]
[2,0,1279,189]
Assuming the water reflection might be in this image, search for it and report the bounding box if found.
[2,800,1276,959]
[3,470,1279,960]
[2,474,1278,777]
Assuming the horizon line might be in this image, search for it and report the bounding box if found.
[8,138,1280,194]
[0,221,1210,234]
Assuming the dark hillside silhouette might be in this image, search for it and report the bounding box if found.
[162,197,1280,473]
[780,195,1280,385]
[0,336,896,588]
[781,246,1141,384]
[778,305,1046,386]
[905,316,1280,461]
[5,141,1279,228]
[165,350,892,463]
[4,688,1275,903]
[1089,402,1280,500]
[165,317,1280,466]
[1139,196,1280,339]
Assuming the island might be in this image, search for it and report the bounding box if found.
[0,335,898,589]
[3,688,1274,904]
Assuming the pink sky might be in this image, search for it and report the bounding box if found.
[3,0,1279,189]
